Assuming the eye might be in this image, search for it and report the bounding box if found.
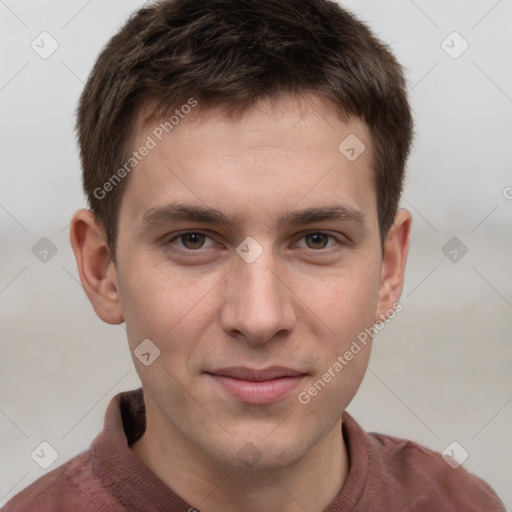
[296,232,339,250]
[169,232,216,250]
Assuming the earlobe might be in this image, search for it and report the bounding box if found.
[69,209,124,325]
[375,208,411,323]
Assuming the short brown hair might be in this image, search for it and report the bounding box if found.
[77,0,413,262]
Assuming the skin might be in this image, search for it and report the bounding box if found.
[70,93,411,512]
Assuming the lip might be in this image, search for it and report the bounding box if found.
[206,366,307,405]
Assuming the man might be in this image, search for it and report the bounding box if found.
[3,0,506,510]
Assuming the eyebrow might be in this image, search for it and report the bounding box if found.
[138,203,366,232]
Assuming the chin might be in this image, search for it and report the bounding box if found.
[207,430,316,473]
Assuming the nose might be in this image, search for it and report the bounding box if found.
[219,249,297,345]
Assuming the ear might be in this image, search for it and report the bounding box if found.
[69,209,124,324]
[375,208,411,323]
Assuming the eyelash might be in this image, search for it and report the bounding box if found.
[165,230,346,254]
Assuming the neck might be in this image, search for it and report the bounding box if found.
[131,412,348,512]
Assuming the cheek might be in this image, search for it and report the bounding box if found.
[293,258,380,405]
[117,268,212,397]
[297,259,381,342]
[297,284,376,415]
[117,258,220,359]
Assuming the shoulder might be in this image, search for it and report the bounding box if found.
[367,431,505,511]
[2,451,105,512]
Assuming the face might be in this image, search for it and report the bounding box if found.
[103,94,400,471]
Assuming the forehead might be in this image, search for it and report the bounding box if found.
[119,94,376,231]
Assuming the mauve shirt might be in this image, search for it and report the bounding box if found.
[3,388,506,511]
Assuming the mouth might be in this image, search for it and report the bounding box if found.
[206,366,307,405]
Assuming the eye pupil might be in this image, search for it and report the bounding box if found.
[182,233,205,249]
[306,233,328,249]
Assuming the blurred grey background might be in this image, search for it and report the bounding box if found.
[1,0,511,508]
